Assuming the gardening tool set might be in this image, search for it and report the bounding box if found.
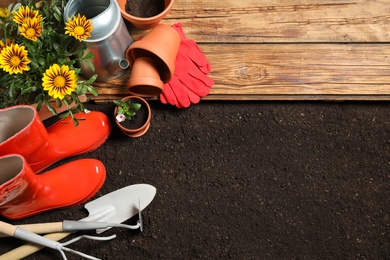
[0,184,156,259]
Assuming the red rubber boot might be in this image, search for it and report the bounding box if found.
[0,154,106,220]
[0,105,110,172]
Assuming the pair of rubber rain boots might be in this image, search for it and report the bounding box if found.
[0,105,111,220]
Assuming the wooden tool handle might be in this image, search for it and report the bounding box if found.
[0,232,71,260]
[0,222,63,238]
[0,221,17,237]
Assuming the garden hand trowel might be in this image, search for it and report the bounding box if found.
[0,184,156,260]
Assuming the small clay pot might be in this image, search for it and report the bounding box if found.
[114,96,151,138]
[127,57,164,97]
[126,24,180,84]
[116,0,175,29]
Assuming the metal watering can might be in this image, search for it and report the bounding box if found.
[64,0,133,81]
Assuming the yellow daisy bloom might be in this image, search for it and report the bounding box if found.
[0,7,10,18]
[65,14,93,41]
[42,64,77,100]
[19,18,42,41]
[12,5,42,25]
[0,38,14,53]
[0,39,14,69]
[0,43,30,74]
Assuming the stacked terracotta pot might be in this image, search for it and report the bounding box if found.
[116,0,180,96]
[125,24,181,97]
[114,0,180,137]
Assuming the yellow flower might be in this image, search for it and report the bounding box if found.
[19,18,42,41]
[0,38,14,53]
[42,64,77,100]
[12,5,42,25]
[65,14,93,41]
[0,39,14,69]
[0,43,30,74]
[0,7,10,18]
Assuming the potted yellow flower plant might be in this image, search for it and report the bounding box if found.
[0,0,97,126]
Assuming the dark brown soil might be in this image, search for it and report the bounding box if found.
[125,0,165,18]
[0,101,389,259]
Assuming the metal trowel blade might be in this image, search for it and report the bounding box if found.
[83,183,156,234]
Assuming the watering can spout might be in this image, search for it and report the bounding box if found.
[108,58,130,76]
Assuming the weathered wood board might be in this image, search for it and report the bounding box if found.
[93,0,390,101]
[1,0,390,101]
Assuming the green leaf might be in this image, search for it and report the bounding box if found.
[59,111,70,119]
[71,47,85,56]
[53,12,62,23]
[113,100,127,107]
[52,6,62,17]
[36,100,43,111]
[38,57,46,67]
[133,103,142,110]
[83,52,95,60]
[34,93,43,103]
[86,74,98,85]
[55,98,62,108]
[87,85,99,97]
[117,107,124,114]
[44,99,58,116]
[86,60,95,73]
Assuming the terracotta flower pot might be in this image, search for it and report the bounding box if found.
[127,57,164,97]
[126,24,181,85]
[116,0,175,29]
[114,96,151,137]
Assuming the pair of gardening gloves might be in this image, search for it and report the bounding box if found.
[159,23,214,108]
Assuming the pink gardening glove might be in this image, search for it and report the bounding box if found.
[160,23,214,108]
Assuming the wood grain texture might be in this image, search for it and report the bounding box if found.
[160,0,390,43]
[1,0,390,100]
[92,43,390,101]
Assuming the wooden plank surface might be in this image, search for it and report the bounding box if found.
[161,0,390,43]
[1,0,390,101]
[93,43,390,101]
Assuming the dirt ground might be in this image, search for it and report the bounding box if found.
[0,100,389,259]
